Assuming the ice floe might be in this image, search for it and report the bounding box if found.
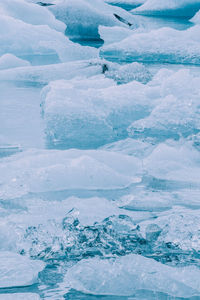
[132,0,200,18]
[0,251,45,288]
[0,148,141,199]
[64,253,200,297]
[48,0,137,41]
[101,25,200,64]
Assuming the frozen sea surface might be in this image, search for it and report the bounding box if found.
[1,0,200,299]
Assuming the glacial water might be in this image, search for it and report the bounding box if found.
[1,0,200,299]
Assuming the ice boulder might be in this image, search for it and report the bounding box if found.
[48,0,137,41]
[128,69,200,142]
[100,25,200,64]
[41,77,154,148]
[0,251,45,288]
[64,254,200,297]
[0,54,30,70]
[132,0,200,18]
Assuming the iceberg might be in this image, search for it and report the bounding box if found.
[0,251,45,288]
[132,0,200,18]
[64,253,200,297]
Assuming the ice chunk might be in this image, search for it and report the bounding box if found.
[41,77,153,148]
[0,0,65,32]
[64,254,200,297]
[99,25,133,45]
[0,14,98,64]
[132,0,200,18]
[0,54,30,70]
[0,251,45,288]
[101,25,200,64]
[117,191,173,211]
[128,69,200,142]
[140,206,200,252]
[0,294,40,300]
[48,0,137,41]
[129,94,200,142]
[101,138,155,157]
[105,61,152,84]
[0,196,152,261]
[144,142,200,183]
[0,148,141,198]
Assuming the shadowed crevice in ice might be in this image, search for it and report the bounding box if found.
[37,2,54,6]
